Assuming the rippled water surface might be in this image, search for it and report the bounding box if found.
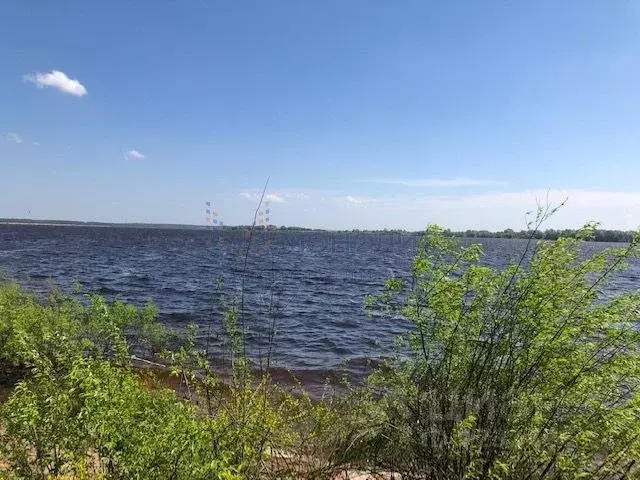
[2,225,639,384]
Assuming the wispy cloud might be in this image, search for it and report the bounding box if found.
[224,187,640,231]
[240,192,285,204]
[265,194,285,204]
[23,70,88,97]
[356,189,640,230]
[271,188,640,231]
[363,177,506,187]
[345,195,363,205]
[124,149,146,161]
[5,132,23,144]
[433,189,640,209]
[284,191,310,200]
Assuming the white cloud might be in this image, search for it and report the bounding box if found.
[272,188,640,231]
[225,188,640,231]
[284,191,310,200]
[124,149,146,161]
[23,70,87,97]
[5,133,23,144]
[371,189,640,231]
[427,189,640,210]
[363,177,506,187]
[265,194,285,204]
[240,192,285,204]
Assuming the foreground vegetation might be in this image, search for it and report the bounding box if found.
[1,213,640,479]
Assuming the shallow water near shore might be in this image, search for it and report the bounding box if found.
[2,224,639,387]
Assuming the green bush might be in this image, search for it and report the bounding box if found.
[0,283,242,479]
[365,221,640,479]
[0,284,164,373]
[1,357,240,479]
[0,281,355,479]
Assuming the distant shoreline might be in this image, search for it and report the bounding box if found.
[2,221,113,228]
[0,218,635,242]
[1,219,225,231]
[0,218,416,233]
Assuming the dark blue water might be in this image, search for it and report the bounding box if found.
[1,224,638,385]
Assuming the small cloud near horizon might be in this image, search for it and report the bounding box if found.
[363,177,506,187]
[345,195,363,204]
[5,133,23,144]
[23,70,88,97]
[283,191,310,200]
[124,149,146,161]
[265,193,285,203]
[240,192,285,204]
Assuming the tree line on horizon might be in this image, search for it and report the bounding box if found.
[2,218,636,243]
[445,227,636,242]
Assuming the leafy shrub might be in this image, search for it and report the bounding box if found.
[1,357,240,479]
[0,284,165,372]
[0,281,359,479]
[365,220,640,479]
[0,283,242,479]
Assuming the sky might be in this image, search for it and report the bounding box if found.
[2,1,640,231]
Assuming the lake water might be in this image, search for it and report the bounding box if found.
[1,224,639,387]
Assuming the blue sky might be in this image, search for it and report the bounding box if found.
[2,1,640,230]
